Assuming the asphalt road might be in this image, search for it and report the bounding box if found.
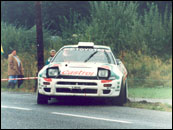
[1,92,172,129]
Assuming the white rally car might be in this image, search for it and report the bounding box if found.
[37,42,128,105]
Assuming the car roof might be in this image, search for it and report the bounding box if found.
[62,45,111,50]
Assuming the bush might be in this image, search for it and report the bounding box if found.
[124,51,172,88]
[59,1,172,59]
[1,22,36,58]
[1,22,64,90]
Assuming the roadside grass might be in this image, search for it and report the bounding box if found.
[128,87,172,99]
[126,87,172,112]
[1,87,35,93]
[1,82,35,93]
[124,101,172,112]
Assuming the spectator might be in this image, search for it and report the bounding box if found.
[7,49,24,89]
[45,49,56,65]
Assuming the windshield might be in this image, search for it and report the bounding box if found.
[52,48,115,64]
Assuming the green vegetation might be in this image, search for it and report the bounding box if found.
[59,2,172,60]
[1,2,172,91]
[126,53,172,88]
[128,87,172,99]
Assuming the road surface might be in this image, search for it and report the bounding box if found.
[1,92,172,129]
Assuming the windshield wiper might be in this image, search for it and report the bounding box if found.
[84,51,98,62]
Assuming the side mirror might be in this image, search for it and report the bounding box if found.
[116,59,121,65]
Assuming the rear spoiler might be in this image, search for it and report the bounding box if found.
[78,42,94,48]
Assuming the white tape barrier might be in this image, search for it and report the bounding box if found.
[1,77,38,82]
[1,77,171,82]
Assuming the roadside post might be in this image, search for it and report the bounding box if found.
[35,1,44,92]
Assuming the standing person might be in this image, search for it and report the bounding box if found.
[7,49,24,89]
[45,49,56,65]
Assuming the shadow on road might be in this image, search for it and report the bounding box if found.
[47,97,121,107]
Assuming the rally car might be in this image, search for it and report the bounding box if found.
[37,42,128,105]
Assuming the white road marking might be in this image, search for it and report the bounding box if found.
[51,112,132,124]
[1,106,32,111]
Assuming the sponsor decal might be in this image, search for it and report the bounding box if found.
[101,65,110,70]
[61,70,94,76]
[52,64,60,67]
[64,48,110,52]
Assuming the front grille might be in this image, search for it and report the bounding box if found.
[57,81,97,86]
[56,88,97,94]
[58,75,98,80]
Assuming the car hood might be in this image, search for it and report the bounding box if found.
[38,62,123,79]
[48,62,112,77]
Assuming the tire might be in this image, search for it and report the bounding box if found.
[37,91,48,105]
[117,79,127,106]
[109,79,127,106]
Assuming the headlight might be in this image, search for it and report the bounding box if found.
[46,67,59,78]
[98,68,110,79]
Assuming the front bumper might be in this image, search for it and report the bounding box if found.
[38,78,122,97]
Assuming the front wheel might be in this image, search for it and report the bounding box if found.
[37,91,48,105]
[117,79,127,106]
[109,79,127,106]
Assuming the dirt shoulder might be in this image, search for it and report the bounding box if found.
[128,97,172,106]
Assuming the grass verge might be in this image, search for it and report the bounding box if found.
[124,101,172,112]
[1,86,35,93]
[128,87,172,99]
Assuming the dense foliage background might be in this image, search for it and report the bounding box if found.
[1,1,172,89]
